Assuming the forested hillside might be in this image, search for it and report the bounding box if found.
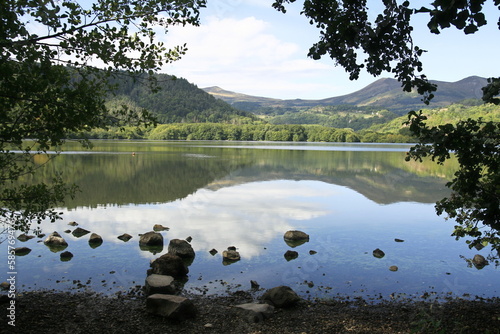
[108,73,258,124]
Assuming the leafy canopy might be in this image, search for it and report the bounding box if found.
[272,0,500,256]
[0,0,206,231]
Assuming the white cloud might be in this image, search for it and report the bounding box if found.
[161,15,344,99]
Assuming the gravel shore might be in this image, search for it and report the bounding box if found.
[2,289,500,333]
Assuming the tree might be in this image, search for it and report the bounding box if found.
[273,0,499,255]
[1,0,206,232]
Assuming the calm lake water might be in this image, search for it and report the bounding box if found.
[2,140,498,301]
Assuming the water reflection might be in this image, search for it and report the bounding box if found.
[2,142,498,300]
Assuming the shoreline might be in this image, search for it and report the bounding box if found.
[2,288,500,333]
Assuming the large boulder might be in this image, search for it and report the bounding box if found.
[261,286,301,308]
[168,239,195,259]
[44,232,68,252]
[234,303,275,323]
[146,294,197,320]
[144,274,178,296]
[139,231,164,246]
[150,253,189,278]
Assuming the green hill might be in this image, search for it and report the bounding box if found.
[108,73,257,124]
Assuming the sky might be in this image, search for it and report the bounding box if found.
[160,0,500,100]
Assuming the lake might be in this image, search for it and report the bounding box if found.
[2,140,498,302]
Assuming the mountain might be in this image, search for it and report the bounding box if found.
[203,76,488,114]
[109,73,257,123]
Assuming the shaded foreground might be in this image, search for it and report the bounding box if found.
[2,291,500,333]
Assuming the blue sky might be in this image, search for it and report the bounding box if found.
[162,0,500,100]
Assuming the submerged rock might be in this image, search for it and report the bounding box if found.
[389,265,399,272]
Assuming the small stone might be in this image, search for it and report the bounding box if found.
[309,250,317,255]
[250,280,260,289]
[72,227,90,238]
[394,238,405,242]
[284,250,299,261]
[153,224,169,231]
[146,294,197,320]
[17,234,34,242]
[373,248,385,258]
[60,251,73,261]
[68,221,78,226]
[389,266,398,271]
[209,248,218,256]
[234,303,275,323]
[117,233,133,242]
[14,247,31,256]
[186,236,192,243]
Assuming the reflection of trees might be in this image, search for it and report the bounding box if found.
[23,143,456,208]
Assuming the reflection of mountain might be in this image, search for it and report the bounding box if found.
[28,143,455,207]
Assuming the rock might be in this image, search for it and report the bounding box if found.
[139,231,164,247]
[261,286,301,308]
[37,233,46,238]
[153,224,169,231]
[227,246,237,251]
[44,232,68,252]
[64,230,71,233]
[88,233,103,248]
[14,247,31,256]
[150,253,189,278]
[146,294,197,320]
[389,265,399,271]
[373,248,385,258]
[186,236,192,243]
[209,248,218,256]
[309,250,317,255]
[168,239,195,259]
[0,282,10,290]
[71,227,88,238]
[117,233,133,242]
[17,233,34,242]
[72,227,90,238]
[222,250,241,264]
[283,230,309,247]
[250,280,260,289]
[284,250,299,261]
[60,251,73,261]
[144,274,177,296]
[234,303,275,323]
[68,221,78,226]
[284,230,309,241]
[472,254,488,269]
[394,238,405,242]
